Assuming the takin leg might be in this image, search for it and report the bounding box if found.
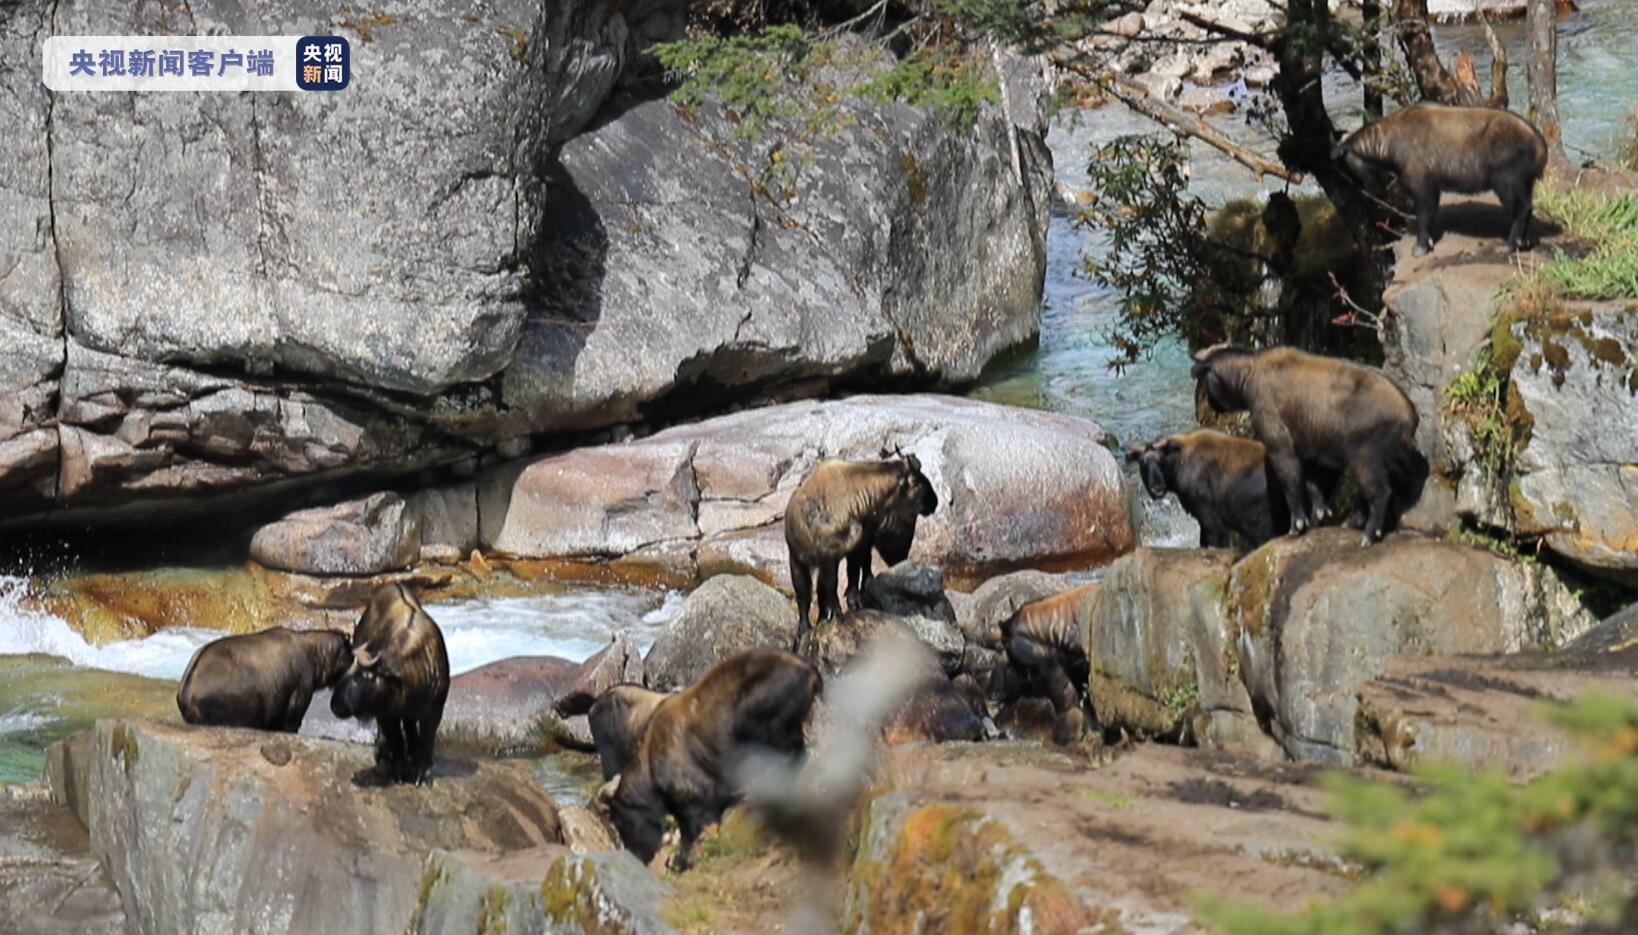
[407,710,441,784]
[1412,180,1440,256]
[844,541,873,612]
[789,557,814,647]
[1503,178,1535,251]
[1258,427,1312,535]
[375,717,409,779]
[1352,451,1394,547]
[817,560,843,621]
[1194,507,1230,549]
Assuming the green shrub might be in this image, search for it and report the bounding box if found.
[1205,694,1638,934]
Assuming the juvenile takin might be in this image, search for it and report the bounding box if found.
[1192,344,1428,547]
[1128,430,1328,549]
[176,628,351,732]
[330,583,451,785]
[994,584,1099,746]
[1332,103,1549,256]
[605,649,820,871]
[784,452,937,640]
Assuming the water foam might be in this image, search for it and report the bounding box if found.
[0,575,684,681]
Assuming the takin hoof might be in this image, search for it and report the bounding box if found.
[1412,242,1432,257]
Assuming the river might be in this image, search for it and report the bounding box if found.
[2,4,1634,784]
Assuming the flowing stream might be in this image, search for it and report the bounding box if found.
[2,2,1634,784]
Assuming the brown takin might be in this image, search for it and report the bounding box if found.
[784,452,938,641]
[1332,103,1548,256]
[586,683,670,781]
[176,628,351,733]
[330,584,451,785]
[1127,430,1339,549]
[605,649,821,871]
[1192,345,1428,547]
[993,584,1098,745]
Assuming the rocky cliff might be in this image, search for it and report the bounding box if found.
[0,0,1051,528]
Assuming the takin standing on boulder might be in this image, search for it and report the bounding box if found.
[993,585,1098,746]
[784,451,938,642]
[1192,345,1428,547]
[330,583,451,785]
[1332,103,1549,256]
[604,649,821,871]
[176,628,351,732]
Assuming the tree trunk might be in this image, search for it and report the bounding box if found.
[1363,0,1384,120]
[1394,0,1507,107]
[1527,0,1564,155]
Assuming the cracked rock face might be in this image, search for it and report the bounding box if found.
[0,0,1052,529]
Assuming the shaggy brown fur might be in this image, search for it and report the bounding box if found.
[330,584,451,785]
[784,454,937,641]
[176,628,350,732]
[607,649,821,871]
[1128,430,1301,549]
[1333,103,1548,255]
[1192,345,1428,546]
[587,683,670,781]
[996,585,1098,745]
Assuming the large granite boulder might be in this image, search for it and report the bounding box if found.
[485,395,1134,588]
[0,0,1052,529]
[249,492,422,576]
[1228,528,1597,763]
[644,574,794,690]
[48,720,563,935]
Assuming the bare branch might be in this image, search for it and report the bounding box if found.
[1329,272,1383,328]
[1176,10,1276,47]
[1100,74,1304,183]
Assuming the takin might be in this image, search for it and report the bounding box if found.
[994,584,1099,746]
[1126,430,1346,549]
[1332,103,1549,256]
[330,583,451,785]
[1192,344,1428,546]
[784,452,937,641]
[176,628,351,732]
[586,683,671,782]
[605,649,821,871]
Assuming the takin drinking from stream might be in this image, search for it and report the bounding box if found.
[1191,344,1428,547]
[1332,102,1549,257]
[784,449,938,642]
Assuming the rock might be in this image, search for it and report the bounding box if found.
[644,576,794,690]
[1243,61,1278,87]
[1191,45,1243,81]
[1354,641,1638,780]
[1083,548,1272,753]
[553,632,646,717]
[1107,11,1146,36]
[52,720,562,935]
[409,847,673,935]
[438,656,581,755]
[557,805,622,855]
[882,675,987,745]
[0,786,127,935]
[954,568,1074,645]
[1131,72,1182,101]
[1179,85,1235,116]
[410,483,480,563]
[860,562,957,624]
[1500,304,1638,585]
[797,610,966,679]
[846,743,1352,932]
[249,492,421,576]
[1,4,1052,531]
[1566,602,1638,653]
[489,395,1134,589]
[1228,528,1597,763]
